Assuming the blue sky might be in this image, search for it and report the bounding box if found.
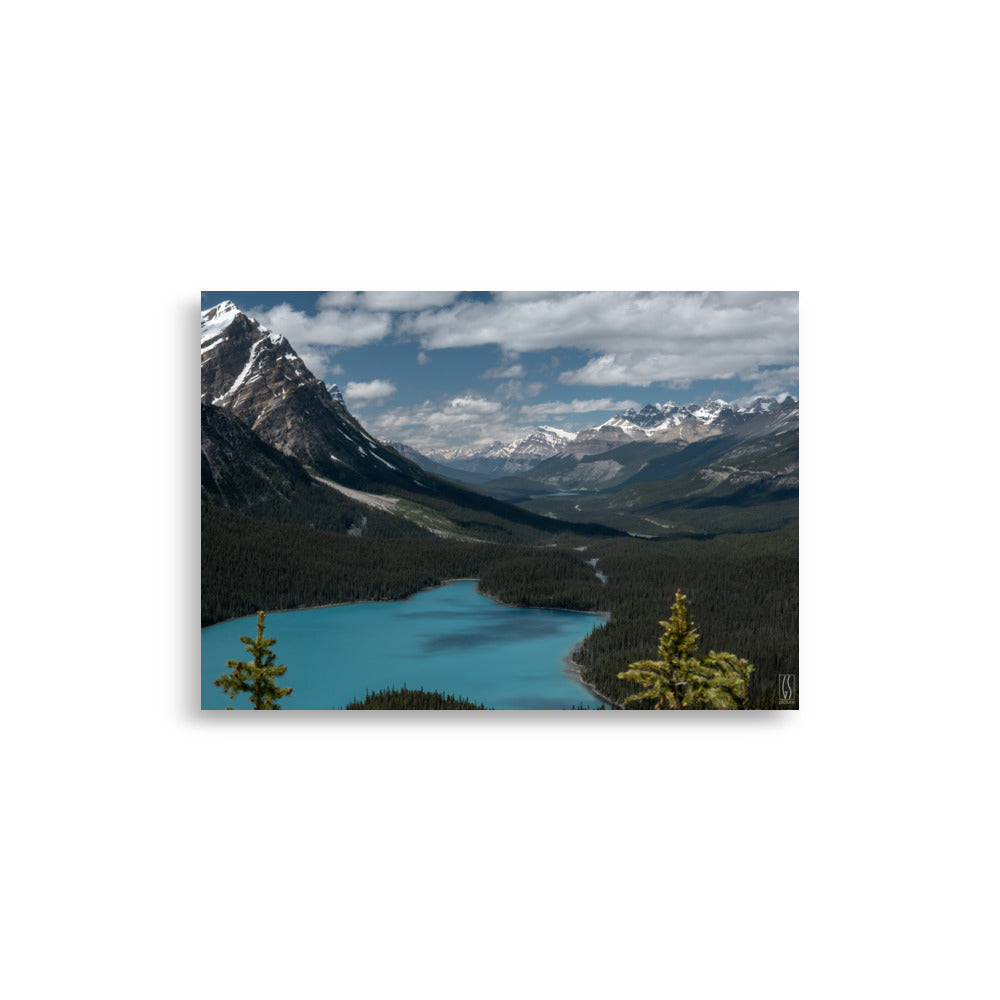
[201,291,798,452]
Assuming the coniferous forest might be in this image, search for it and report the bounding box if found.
[344,686,488,710]
[202,501,797,709]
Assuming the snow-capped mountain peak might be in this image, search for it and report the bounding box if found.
[418,394,799,478]
[200,300,241,344]
[688,398,728,423]
[200,301,430,491]
[426,424,582,475]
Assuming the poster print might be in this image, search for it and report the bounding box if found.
[201,292,798,710]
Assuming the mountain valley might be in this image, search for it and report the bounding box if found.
[200,299,798,709]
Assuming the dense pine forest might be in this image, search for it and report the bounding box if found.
[344,686,487,710]
[203,502,797,709]
[573,529,798,709]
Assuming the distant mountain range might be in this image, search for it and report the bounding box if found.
[422,395,796,469]
[384,392,799,539]
[425,425,578,477]
[396,395,797,492]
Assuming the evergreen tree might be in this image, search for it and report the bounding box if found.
[214,611,292,709]
[618,590,752,709]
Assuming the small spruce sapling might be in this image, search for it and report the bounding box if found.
[214,610,292,710]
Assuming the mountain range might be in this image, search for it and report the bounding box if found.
[398,394,796,500]
[424,425,578,477]
[201,299,797,541]
[419,395,797,473]
[200,302,623,544]
[389,394,799,537]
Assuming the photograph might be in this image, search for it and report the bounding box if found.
[201,291,799,710]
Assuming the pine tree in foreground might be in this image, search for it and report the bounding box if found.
[618,590,753,709]
[214,610,292,710]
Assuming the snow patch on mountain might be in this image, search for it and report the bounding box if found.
[200,300,240,343]
[213,337,266,404]
[432,425,579,463]
[419,395,799,478]
[200,300,284,349]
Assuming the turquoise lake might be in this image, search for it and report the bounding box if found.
[201,580,608,710]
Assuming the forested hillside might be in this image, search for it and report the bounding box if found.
[203,503,797,709]
[574,529,798,709]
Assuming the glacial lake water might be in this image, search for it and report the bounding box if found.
[201,580,609,710]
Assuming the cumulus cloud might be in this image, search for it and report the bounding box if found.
[247,291,797,450]
[518,398,642,421]
[444,395,504,416]
[318,291,460,312]
[343,379,397,404]
[363,390,644,452]
[363,395,528,452]
[252,302,391,348]
[743,364,800,397]
[401,291,798,387]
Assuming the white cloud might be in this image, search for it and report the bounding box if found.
[318,291,460,312]
[743,364,800,397]
[343,379,397,404]
[417,351,429,365]
[518,398,642,421]
[401,291,798,387]
[363,395,527,452]
[252,302,391,348]
[445,395,504,416]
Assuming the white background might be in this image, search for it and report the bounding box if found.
[3,2,997,998]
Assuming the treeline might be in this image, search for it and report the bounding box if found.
[344,686,487,710]
[478,550,605,611]
[202,502,503,626]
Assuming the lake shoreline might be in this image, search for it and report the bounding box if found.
[563,647,622,710]
[204,579,618,710]
[201,578,484,628]
[204,578,612,629]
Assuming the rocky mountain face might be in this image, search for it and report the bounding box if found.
[201,301,427,490]
[201,401,315,508]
